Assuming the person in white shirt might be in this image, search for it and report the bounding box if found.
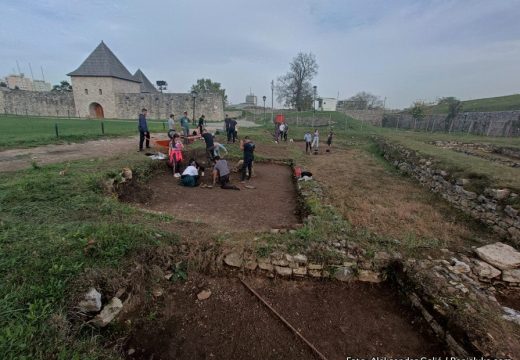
[167,114,175,131]
[181,159,201,187]
[311,129,319,152]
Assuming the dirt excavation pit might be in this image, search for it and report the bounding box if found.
[123,276,446,359]
[120,162,301,231]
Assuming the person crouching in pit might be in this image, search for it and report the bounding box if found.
[181,159,203,187]
[213,156,239,190]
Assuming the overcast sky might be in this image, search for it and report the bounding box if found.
[1,0,519,108]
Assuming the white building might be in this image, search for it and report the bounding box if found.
[245,93,257,106]
[318,97,337,111]
[32,80,52,92]
[4,74,51,92]
[6,74,33,90]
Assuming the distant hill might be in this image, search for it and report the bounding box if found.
[432,94,520,113]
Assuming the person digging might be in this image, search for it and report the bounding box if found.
[212,156,240,190]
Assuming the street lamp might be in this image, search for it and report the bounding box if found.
[262,96,266,125]
[271,80,274,124]
[312,86,317,127]
[191,90,198,125]
[313,85,317,114]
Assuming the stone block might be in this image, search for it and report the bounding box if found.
[275,266,292,277]
[224,252,243,268]
[308,269,322,277]
[472,259,501,279]
[293,267,307,276]
[475,242,520,270]
[308,263,323,270]
[358,270,382,283]
[502,269,520,283]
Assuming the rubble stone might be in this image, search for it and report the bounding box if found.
[224,252,243,268]
[275,266,292,277]
[78,288,102,313]
[471,259,501,279]
[90,297,123,327]
[475,243,520,270]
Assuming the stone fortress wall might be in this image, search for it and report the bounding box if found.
[115,92,224,120]
[382,111,520,137]
[0,89,75,117]
[0,88,224,120]
[341,109,520,137]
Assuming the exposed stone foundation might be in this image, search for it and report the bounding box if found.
[376,138,520,244]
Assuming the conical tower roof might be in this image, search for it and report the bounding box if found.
[67,41,139,82]
[133,69,158,93]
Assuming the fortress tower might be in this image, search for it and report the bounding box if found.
[67,41,142,118]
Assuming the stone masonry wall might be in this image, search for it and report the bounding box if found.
[1,89,75,117]
[115,92,224,121]
[382,111,520,137]
[71,76,141,119]
[343,109,384,126]
[376,138,520,244]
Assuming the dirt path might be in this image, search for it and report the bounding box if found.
[0,136,141,172]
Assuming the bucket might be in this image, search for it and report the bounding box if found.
[275,114,285,124]
[294,166,302,178]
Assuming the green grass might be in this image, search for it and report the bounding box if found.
[375,130,520,191]
[431,94,520,113]
[0,155,178,359]
[1,110,518,358]
[0,115,169,150]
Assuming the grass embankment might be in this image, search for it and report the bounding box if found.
[0,115,168,150]
[0,154,178,359]
[376,129,520,191]
[431,94,520,113]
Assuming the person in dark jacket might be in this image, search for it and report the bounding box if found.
[240,136,255,182]
[198,115,205,135]
[138,108,150,151]
[228,118,237,143]
[224,114,230,141]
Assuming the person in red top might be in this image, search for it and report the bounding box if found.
[169,134,184,177]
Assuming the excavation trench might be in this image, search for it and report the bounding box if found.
[121,274,447,359]
[118,154,303,232]
[114,153,448,358]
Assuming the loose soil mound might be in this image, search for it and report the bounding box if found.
[123,276,446,359]
[121,163,300,231]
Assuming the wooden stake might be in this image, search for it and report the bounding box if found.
[240,278,329,360]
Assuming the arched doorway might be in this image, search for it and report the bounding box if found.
[89,102,104,118]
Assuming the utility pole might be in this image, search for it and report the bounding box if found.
[271,80,274,125]
[28,63,35,82]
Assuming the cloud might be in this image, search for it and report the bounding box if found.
[1,0,519,108]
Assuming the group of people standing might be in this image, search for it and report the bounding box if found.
[275,122,289,143]
[303,129,333,154]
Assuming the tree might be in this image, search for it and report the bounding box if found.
[276,52,318,111]
[410,101,426,130]
[51,80,72,92]
[156,80,168,92]
[0,81,6,88]
[438,97,463,132]
[341,91,383,110]
[190,78,227,105]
